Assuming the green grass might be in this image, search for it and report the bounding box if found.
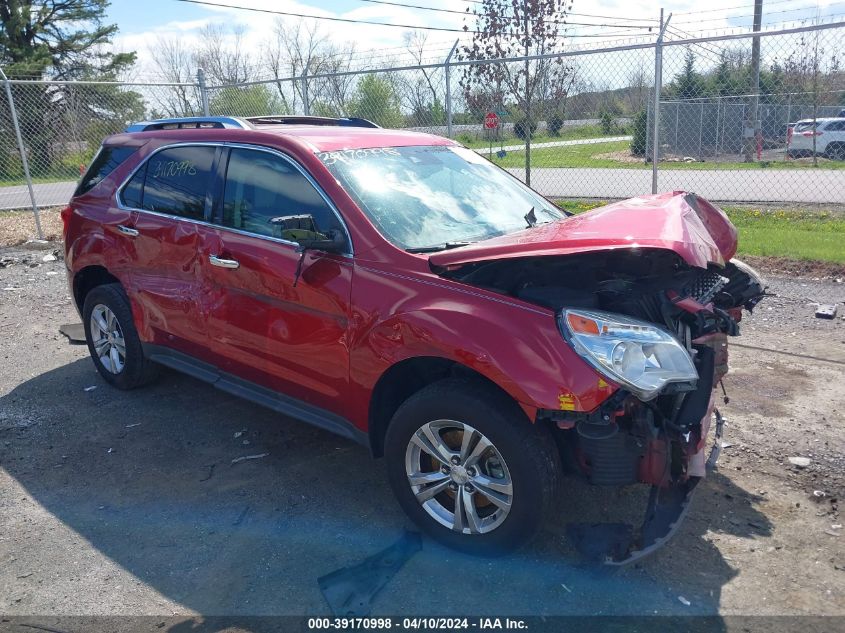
[483,139,845,171]
[724,208,845,263]
[555,201,845,264]
[491,140,633,168]
[460,124,627,150]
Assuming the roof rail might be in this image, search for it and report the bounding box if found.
[125,116,250,133]
[244,115,380,129]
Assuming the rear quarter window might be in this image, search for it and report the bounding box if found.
[120,145,216,220]
[74,145,139,196]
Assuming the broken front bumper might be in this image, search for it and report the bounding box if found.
[568,408,725,566]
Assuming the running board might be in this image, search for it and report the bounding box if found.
[143,344,368,446]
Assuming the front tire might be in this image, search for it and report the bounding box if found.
[82,283,157,390]
[384,378,561,555]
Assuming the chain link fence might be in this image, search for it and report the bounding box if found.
[2,22,844,239]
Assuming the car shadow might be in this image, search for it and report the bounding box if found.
[0,358,773,626]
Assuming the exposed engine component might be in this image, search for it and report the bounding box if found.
[446,247,766,564]
[579,428,644,486]
[445,249,766,342]
[686,270,729,305]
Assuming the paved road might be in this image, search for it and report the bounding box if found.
[508,167,845,204]
[0,181,76,211]
[1,161,842,210]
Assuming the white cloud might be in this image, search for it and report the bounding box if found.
[112,0,845,83]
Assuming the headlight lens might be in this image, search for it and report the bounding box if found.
[559,309,698,401]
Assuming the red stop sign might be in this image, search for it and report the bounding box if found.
[484,112,499,129]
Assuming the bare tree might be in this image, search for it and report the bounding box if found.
[264,19,327,113]
[312,43,359,116]
[394,31,445,126]
[625,64,651,114]
[194,24,252,85]
[146,35,201,116]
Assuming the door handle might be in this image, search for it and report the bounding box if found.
[117,225,139,237]
[209,254,240,269]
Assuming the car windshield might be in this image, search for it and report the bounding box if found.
[318,145,564,251]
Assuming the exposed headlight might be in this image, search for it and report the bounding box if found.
[559,309,698,401]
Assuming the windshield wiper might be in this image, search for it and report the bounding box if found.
[406,241,475,254]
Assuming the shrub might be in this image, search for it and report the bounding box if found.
[598,109,616,135]
[630,109,648,156]
[513,117,537,140]
[547,111,564,136]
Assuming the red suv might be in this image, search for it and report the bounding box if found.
[63,115,764,563]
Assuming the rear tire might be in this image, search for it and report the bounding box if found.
[384,378,561,555]
[82,283,158,390]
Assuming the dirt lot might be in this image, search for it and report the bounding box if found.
[0,242,843,624]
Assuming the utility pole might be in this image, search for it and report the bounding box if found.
[197,68,209,116]
[651,9,671,194]
[524,8,532,186]
[445,40,459,138]
[744,0,763,162]
[302,62,311,116]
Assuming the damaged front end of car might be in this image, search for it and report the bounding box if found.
[433,191,767,564]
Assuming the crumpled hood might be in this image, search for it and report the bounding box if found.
[429,191,738,270]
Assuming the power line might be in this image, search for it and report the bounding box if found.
[674,0,808,16]
[174,0,656,37]
[174,0,478,32]
[674,3,840,26]
[350,0,655,29]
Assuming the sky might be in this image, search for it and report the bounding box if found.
[105,0,845,81]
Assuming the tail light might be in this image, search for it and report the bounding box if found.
[802,130,823,137]
[60,205,73,238]
[786,126,793,144]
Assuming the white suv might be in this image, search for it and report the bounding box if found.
[787,117,845,160]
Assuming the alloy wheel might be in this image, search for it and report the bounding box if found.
[89,304,126,374]
[404,419,513,535]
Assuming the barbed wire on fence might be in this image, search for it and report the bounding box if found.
[2,21,845,240]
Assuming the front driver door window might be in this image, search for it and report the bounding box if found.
[219,147,346,245]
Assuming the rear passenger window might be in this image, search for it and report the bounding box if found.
[75,145,138,196]
[219,147,343,242]
[825,120,845,131]
[122,146,215,220]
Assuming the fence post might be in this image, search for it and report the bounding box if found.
[445,40,459,138]
[714,97,721,159]
[301,66,310,116]
[651,9,671,194]
[197,68,210,116]
[698,101,704,160]
[0,67,43,240]
[674,102,680,152]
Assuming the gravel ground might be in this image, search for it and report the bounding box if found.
[0,243,843,623]
[0,209,62,247]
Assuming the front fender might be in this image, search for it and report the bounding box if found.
[348,266,618,427]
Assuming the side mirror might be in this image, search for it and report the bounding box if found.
[296,229,346,254]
